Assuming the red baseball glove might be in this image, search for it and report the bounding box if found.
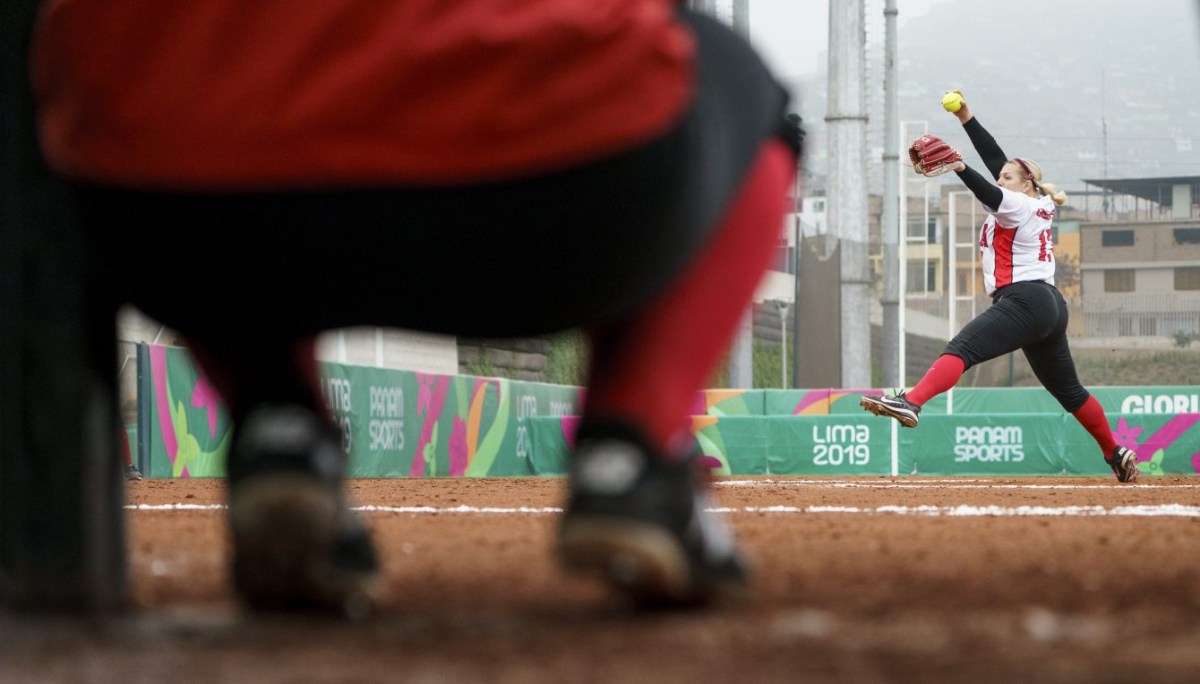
[908,135,962,177]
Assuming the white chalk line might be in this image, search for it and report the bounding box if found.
[715,504,1200,517]
[717,479,1200,490]
[127,502,1200,517]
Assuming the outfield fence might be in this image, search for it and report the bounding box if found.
[134,343,1200,478]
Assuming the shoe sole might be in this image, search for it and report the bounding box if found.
[229,475,381,618]
[859,396,919,428]
[1115,453,1140,483]
[559,518,713,607]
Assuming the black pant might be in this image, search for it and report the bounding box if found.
[943,280,1090,412]
[74,11,790,346]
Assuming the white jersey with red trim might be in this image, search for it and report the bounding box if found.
[978,188,1057,295]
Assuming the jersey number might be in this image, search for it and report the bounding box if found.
[1038,229,1054,263]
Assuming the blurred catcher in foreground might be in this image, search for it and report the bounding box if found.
[32,0,801,613]
[862,91,1138,484]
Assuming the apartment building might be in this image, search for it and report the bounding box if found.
[858,176,1200,345]
[1076,176,1200,340]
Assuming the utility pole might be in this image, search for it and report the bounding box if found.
[792,147,804,390]
[880,0,900,388]
[725,0,754,389]
[827,0,871,389]
[731,0,750,36]
[1102,68,1110,216]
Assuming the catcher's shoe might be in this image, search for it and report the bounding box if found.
[1106,445,1140,483]
[557,422,748,608]
[859,391,921,428]
[227,404,381,618]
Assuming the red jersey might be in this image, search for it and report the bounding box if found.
[32,0,695,189]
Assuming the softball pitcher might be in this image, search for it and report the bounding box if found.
[862,91,1139,484]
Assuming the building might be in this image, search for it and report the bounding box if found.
[1075,176,1200,341]
[844,173,1200,384]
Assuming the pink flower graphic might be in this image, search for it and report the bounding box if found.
[560,416,581,449]
[409,374,450,477]
[1131,414,1200,472]
[415,372,436,416]
[448,416,468,476]
[1111,417,1143,452]
[150,346,177,464]
[190,377,221,440]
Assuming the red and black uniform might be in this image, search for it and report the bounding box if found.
[906,116,1118,459]
[33,1,798,453]
[918,118,1087,413]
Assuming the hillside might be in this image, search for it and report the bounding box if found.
[985,347,1200,388]
[898,0,1200,192]
[785,0,1200,196]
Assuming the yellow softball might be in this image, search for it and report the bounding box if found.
[941,90,963,113]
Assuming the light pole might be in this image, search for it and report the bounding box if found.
[881,0,900,389]
[828,0,870,389]
[777,301,789,388]
[724,0,752,388]
[791,139,803,389]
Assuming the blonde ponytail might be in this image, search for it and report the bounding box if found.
[1039,180,1068,206]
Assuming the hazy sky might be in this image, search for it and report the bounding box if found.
[744,0,950,78]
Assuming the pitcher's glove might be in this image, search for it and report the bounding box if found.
[908,135,962,176]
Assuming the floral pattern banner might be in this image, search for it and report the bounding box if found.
[136,344,582,478]
[135,345,1198,478]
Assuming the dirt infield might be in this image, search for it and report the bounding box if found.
[4,476,1200,682]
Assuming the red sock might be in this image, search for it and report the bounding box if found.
[905,354,965,406]
[117,421,134,468]
[584,140,795,454]
[1072,395,1117,457]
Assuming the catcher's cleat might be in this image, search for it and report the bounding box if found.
[860,391,921,428]
[558,422,747,609]
[227,404,381,618]
[124,464,144,481]
[1106,445,1140,483]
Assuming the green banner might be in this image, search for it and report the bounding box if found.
[764,388,952,416]
[945,388,1063,415]
[899,414,1065,476]
[765,415,892,475]
[1089,387,1200,417]
[136,344,1200,478]
[899,412,1200,476]
[695,389,764,416]
[527,412,1200,477]
[138,344,581,478]
[528,416,577,476]
[899,387,1199,418]
[696,416,769,474]
[139,343,234,478]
